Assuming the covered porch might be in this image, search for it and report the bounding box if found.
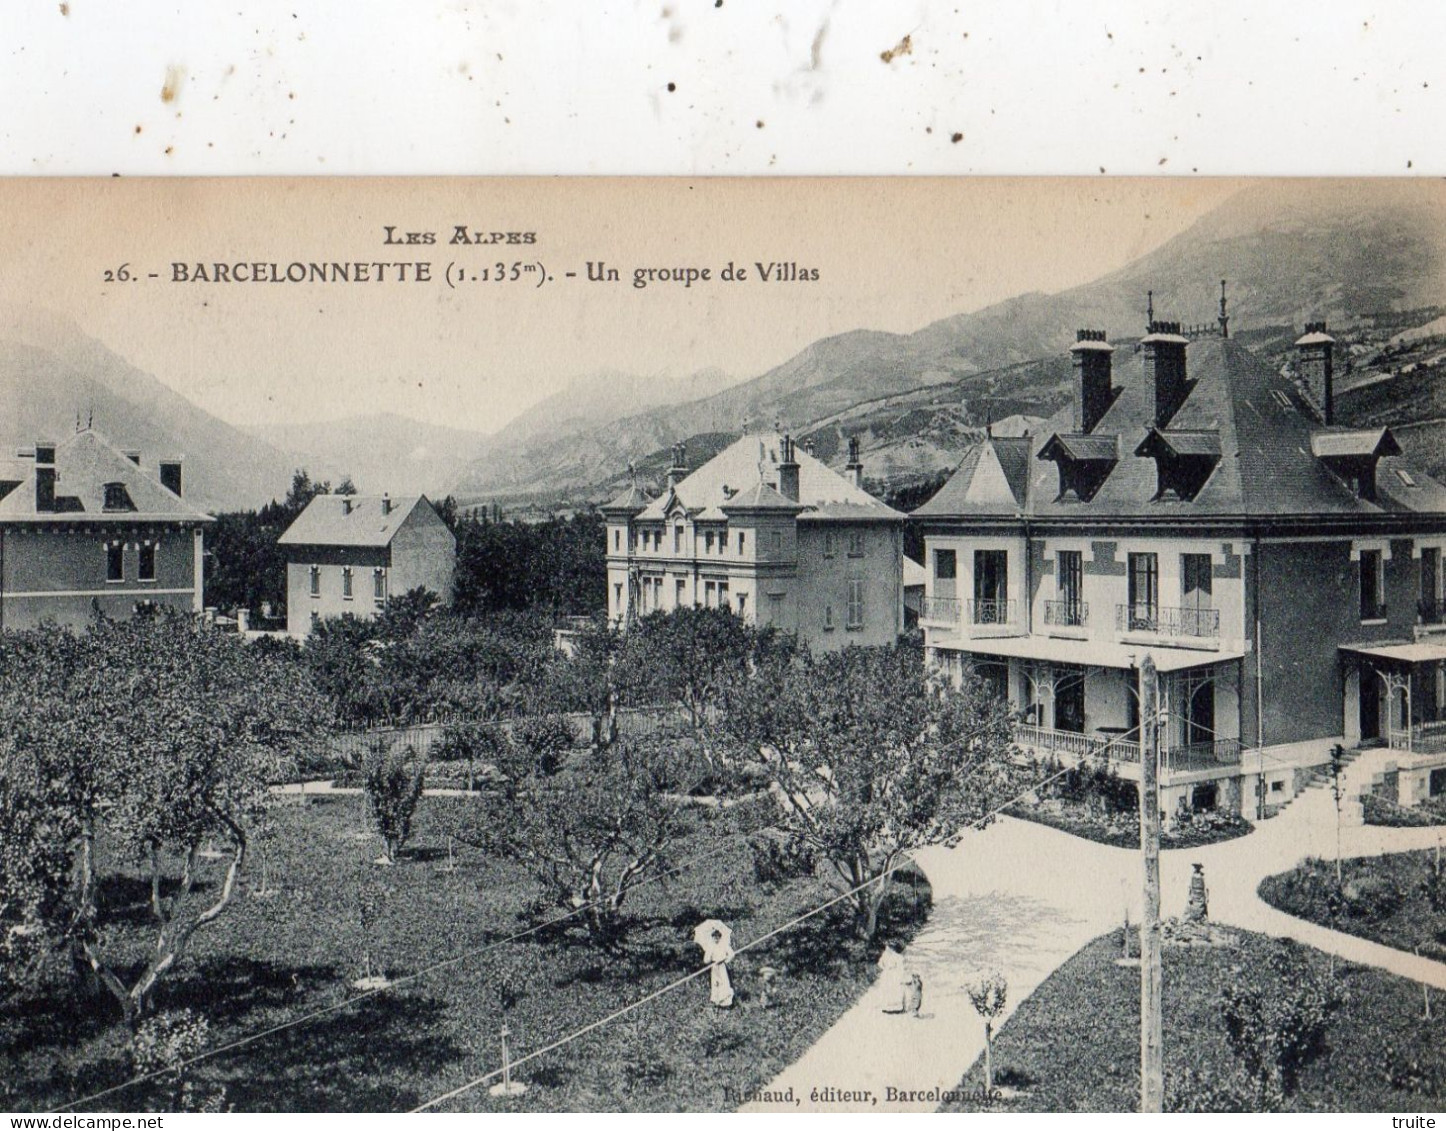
[941,637,1246,784]
[1341,641,1446,807]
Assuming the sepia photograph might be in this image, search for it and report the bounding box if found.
[1,175,1445,1116]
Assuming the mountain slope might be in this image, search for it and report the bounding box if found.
[452,180,1446,503]
[0,308,296,512]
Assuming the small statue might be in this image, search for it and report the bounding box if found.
[1184,862,1209,923]
[904,972,924,1017]
[693,920,735,1008]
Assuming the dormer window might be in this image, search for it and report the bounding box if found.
[1038,433,1118,502]
[102,482,133,512]
[1134,428,1221,502]
[1311,428,1403,502]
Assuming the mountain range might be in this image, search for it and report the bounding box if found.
[2,181,1444,514]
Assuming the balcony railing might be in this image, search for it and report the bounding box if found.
[968,598,1017,626]
[1014,726,1240,774]
[1163,738,1243,773]
[1388,719,1446,754]
[1042,599,1089,628]
[1116,604,1221,638]
[920,595,963,625]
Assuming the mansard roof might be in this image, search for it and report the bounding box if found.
[915,335,1446,522]
[0,429,213,524]
[634,431,902,523]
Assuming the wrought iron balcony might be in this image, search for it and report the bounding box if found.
[968,598,1017,626]
[1115,603,1220,638]
[1042,599,1089,628]
[920,595,963,625]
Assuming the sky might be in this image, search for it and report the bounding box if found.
[0,178,1244,435]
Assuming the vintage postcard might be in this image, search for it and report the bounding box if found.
[1,177,1444,1116]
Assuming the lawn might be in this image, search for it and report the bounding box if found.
[1,794,930,1113]
[1259,850,1446,961]
[941,929,1445,1112]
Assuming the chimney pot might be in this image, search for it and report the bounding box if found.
[342,497,353,516]
[1070,330,1114,433]
[845,435,864,489]
[778,434,800,501]
[382,493,392,516]
[34,441,56,513]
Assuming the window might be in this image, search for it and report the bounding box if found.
[1360,549,1386,620]
[342,567,354,600]
[848,530,865,557]
[1422,547,1442,623]
[719,531,728,553]
[614,529,621,551]
[138,542,156,582]
[614,582,623,610]
[310,565,321,597]
[674,525,684,553]
[771,530,783,554]
[1127,552,1159,631]
[676,578,686,607]
[736,592,747,615]
[705,531,715,553]
[824,532,836,558]
[823,603,835,630]
[718,583,729,608]
[934,549,957,579]
[374,568,386,603]
[1181,553,1213,635]
[105,542,123,582]
[739,532,746,554]
[704,580,717,608]
[973,549,1008,623]
[1056,550,1083,626]
[847,579,865,629]
[1397,468,1419,488]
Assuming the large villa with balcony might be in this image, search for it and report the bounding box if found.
[914,307,1446,818]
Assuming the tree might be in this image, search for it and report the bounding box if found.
[458,735,693,948]
[623,607,757,738]
[727,643,1023,940]
[1,613,326,1022]
[362,741,427,864]
[964,972,1009,1092]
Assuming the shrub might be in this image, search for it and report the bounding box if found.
[749,829,817,885]
[433,720,509,789]
[511,715,577,777]
[1166,1066,1262,1113]
[1218,943,1340,1104]
[1341,872,1404,922]
[362,741,426,863]
[129,1009,229,1112]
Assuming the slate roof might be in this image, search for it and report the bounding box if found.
[278,494,437,548]
[634,432,903,523]
[915,335,1446,521]
[0,430,212,523]
[600,483,653,514]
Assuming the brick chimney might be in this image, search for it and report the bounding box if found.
[667,441,688,489]
[1141,320,1190,427]
[381,493,393,516]
[1070,329,1114,433]
[342,497,353,516]
[777,434,800,501]
[34,441,55,513]
[158,458,183,498]
[1295,321,1335,424]
[845,435,864,489]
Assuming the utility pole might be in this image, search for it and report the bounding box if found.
[1139,654,1164,1113]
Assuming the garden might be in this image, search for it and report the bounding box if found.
[942,928,1446,1111]
[1007,758,1253,850]
[0,605,1027,1113]
[1259,849,1446,962]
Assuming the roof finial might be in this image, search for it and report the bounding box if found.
[75,410,81,434]
[627,460,636,487]
[1146,289,1155,331]
[1218,278,1229,338]
[87,406,93,431]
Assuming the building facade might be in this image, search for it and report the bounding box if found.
[0,431,211,631]
[278,494,456,635]
[915,311,1446,816]
[603,432,905,650]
